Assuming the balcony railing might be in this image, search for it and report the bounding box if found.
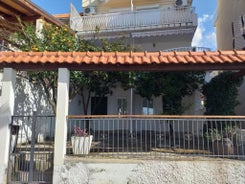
[67,115,245,159]
[0,44,14,52]
[163,46,211,52]
[71,7,197,35]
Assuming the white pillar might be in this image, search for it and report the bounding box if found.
[0,68,16,184]
[53,68,70,183]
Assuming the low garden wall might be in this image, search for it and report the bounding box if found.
[53,158,245,184]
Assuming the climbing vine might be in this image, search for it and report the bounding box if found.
[202,71,243,115]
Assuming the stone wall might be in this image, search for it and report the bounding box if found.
[53,158,245,184]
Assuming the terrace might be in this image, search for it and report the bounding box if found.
[11,115,245,159]
[8,115,245,183]
[66,115,245,159]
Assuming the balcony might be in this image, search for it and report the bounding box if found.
[70,6,197,38]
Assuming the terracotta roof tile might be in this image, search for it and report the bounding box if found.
[176,56,187,63]
[210,55,223,63]
[159,55,169,64]
[193,55,206,63]
[0,51,245,71]
[142,56,150,64]
[151,55,160,64]
[202,55,214,63]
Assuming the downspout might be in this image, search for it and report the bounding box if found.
[130,0,134,12]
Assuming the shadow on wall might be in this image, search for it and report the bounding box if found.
[12,76,55,144]
[14,76,53,116]
[235,76,245,115]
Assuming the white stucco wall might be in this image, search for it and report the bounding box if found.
[14,76,53,115]
[0,72,2,102]
[53,158,245,184]
[182,90,204,115]
[133,34,193,52]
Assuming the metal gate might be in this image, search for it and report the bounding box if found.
[8,113,55,184]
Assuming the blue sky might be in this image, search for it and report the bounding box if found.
[32,0,217,50]
[192,0,217,50]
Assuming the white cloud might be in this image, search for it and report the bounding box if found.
[192,14,217,51]
[192,25,203,47]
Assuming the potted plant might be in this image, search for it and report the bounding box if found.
[71,125,93,155]
[205,125,237,155]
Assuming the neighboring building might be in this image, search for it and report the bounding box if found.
[0,0,62,115]
[0,0,62,51]
[215,0,245,115]
[69,0,197,51]
[215,0,245,50]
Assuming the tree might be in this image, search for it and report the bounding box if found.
[202,71,243,115]
[8,20,206,117]
[202,72,243,138]
[9,21,131,114]
[134,71,205,114]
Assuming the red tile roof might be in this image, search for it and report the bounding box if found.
[0,50,245,71]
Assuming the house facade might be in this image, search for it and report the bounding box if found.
[1,1,245,184]
[65,0,204,116]
[70,0,197,51]
[215,0,245,115]
[215,0,245,50]
[0,1,201,120]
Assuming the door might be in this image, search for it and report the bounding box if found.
[91,97,108,115]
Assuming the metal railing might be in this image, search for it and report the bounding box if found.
[8,114,55,184]
[67,115,245,160]
[0,44,14,52]
[163,46,211,52]
[71,7,197,34]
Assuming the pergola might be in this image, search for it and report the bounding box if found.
[0,50,245,183]
[1,50,245,71]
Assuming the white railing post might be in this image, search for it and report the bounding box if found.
[0,68,16,184]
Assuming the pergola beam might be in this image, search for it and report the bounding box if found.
[1,63,245,72]
[1,51,245,72]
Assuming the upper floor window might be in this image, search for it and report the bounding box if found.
[142,98,154,115]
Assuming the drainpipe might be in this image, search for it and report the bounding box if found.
[130,0,133,12]
[129,72,134,137]
[130,87,133,135]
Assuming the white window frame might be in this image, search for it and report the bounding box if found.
[117,97,128,115]
[142,98,154,115]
